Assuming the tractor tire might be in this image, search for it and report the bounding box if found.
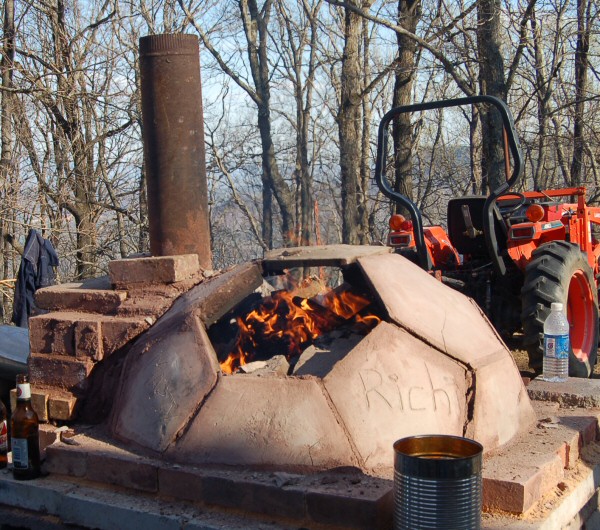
[521,241,598,378]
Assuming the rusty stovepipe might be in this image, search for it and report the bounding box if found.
[139,34,212,268]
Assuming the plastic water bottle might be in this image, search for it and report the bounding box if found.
[542,302,569,382]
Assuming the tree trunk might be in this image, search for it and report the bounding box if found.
[570,0,592,186]
[0,0,14,320]
[476,0,507,193]
[358,16,371,244]
[531,9,551,190]
[240,0,295,247]
[53,0,98,278]
[392,0,420,216]
[339,0,364,244]
[469,107,482,194]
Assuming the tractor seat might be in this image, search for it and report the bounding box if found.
[447,196,488,258]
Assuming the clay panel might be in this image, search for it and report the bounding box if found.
[111,315,219,452]
[468,354,536,448]
[323,322,468,472]
[165,261,263,328]
[357,253,505,366]
[168,376,357,470]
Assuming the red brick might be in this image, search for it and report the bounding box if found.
[557,416,598,468]
[86,452,158,492]
[29,313,77,355]
[581,417,599,444]
[108,254,200,287]
[305,485,393,529]
[101,317,150,357]
[75,319,103,360]
[10,388,48,421]
[39,424,60,452]
[158,466,204,503]
[483,454,564,513]
[199,474,307,521]
[31,391,49,422]
[44,443,88,477]
[48,393,78,421]
[35,281,127,313]
[28,353,94,392]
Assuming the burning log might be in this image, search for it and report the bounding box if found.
[217,284,381,374]
[291,296,346,329]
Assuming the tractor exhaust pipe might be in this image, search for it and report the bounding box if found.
[139,34,212,269]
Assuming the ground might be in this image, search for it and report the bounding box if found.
[509,345,600,378]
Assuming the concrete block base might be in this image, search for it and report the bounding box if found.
[2,423,600,529]
[6,398,592,529]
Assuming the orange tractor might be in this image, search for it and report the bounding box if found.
[375,96,599,377]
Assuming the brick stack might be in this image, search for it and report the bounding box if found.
[13,254,205,423]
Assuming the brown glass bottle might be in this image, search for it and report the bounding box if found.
[11,374,40,479]
[0,397,7,468]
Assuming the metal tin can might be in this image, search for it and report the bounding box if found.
[393,434,483,530]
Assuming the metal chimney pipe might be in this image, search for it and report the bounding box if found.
[139,34,212,268]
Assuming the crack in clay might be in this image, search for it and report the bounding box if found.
[317,379,363,468]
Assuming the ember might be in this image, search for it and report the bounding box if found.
[219,285,381,374]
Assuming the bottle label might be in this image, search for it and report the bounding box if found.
[16,383,31,400]
[544,333,570,360]
[0,420,7,452]
[12,438,29,469]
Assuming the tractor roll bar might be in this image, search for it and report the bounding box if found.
[374,95,524,273]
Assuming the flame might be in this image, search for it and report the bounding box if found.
[219,287,380,374]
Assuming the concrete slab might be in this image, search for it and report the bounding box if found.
[168,375,358,470]
[263,244,392,272]
[0,468,294,529]
[482,442,600,529]
[111,314,219,453]
[527,377,600,408]
[323,322,468,474]
[40,427,392,529]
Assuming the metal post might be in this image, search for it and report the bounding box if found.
[139,34,212,268]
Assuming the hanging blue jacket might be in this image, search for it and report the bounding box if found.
[11,229,59,327]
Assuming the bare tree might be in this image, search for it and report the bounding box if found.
[274,0,322,246]
[392,0,420,215]
[9,0,137,278]
[570,0,596,186]
[337,0,366,244]
[0,0,15,318]
[178,0,296,248]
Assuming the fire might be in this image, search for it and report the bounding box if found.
[219,286,381,374]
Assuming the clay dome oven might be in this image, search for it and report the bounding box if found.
[109,245,535,476]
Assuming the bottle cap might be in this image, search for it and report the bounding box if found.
[551,302,563,312]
